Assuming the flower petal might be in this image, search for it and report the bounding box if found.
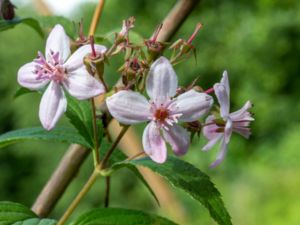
[163,124,190,156]
[106,90,151,125]
[224,119,233,144]
[45,24,70,62]
[146,56,178,101]
[170,90,213,122]
[39,82,67,130]
[221,70,230,97]
[63,68,105,100]
[143,122,167,163]
[210,138,228,168]
[233,127,251,139]
[230,100,254,121]
[17,62,49,90]
[214,83,230,118]
[202,115,219,140]
[202,134,222,151]
[64,44,107,71]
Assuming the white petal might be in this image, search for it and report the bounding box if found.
[214,83,230,118]
[221,70,230,97]
[64,44,107,71]
[230,101,254,121]
[106,90,151,125]
[210,138,228,168]
[17,62,49,90]
[170,90,213,122]
[202,115,219,140]
[202,134,222,151]
[224,119,233,144]
[233,127,251,139]
[39,82,67,130]
[146,56,178,101]
[163,124,190,156]
[45,24,70,62]
[63,68,105,100]
[143,122,167,163]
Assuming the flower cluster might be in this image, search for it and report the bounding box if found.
[17,23,254,167]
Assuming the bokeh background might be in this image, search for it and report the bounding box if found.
[0,0,300,224]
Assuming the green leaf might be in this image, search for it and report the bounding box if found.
[37,16,76,39]
[112,157,232,225]
[65,95,95,148]
[0,17,43,37]
[0,126,91,149]
[0,201,36,225]
[70,208,178,225]
[13,87,35,99]
[12,218,56,225]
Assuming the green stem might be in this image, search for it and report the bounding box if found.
[100,126,129,169]
[90,98,100,166]
[105,43,117,57]
[57,169,99,225]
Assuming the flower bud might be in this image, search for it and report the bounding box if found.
[184,121,202,140]
[0,0,15,20]
[144,24,166,61]
[119,57,146,85]
[115,17,135,45]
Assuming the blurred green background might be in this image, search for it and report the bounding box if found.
[0,0,300,224]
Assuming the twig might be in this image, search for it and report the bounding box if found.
[57,170,99,225]
[104,176,111,207]
[31,144,90,217]
[89,0,105,36]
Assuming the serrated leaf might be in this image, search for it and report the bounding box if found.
[37,16,76,39]
[65,95,94,148]
[70,208,178,225]
[0,201,36,225]
[0,126,91,149]
[0,17,43,37]
[12,218,56,225]
[112,157,232,225]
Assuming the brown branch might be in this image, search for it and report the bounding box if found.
[31,0,200,218]
[31,144,90,217]
[157,0,199,42]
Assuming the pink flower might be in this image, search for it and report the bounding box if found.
[202,71,254,167]
[18,24,106,130]
[106,57,213,163]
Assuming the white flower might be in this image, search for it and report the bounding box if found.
[106,57,213,163]
[18,24,107,130]
[202,71,254,167]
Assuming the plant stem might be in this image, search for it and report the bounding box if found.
[126,151,146,161]
[100,126,129,169]
[105,43,117,57]
[57,170,99,225]
[104,176,111,207]
[90,98,100,166]
[89,0,105,36]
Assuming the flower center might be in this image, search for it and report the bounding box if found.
[34,51,66,83]
[154,108,169,123]
[150,100,182,130]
